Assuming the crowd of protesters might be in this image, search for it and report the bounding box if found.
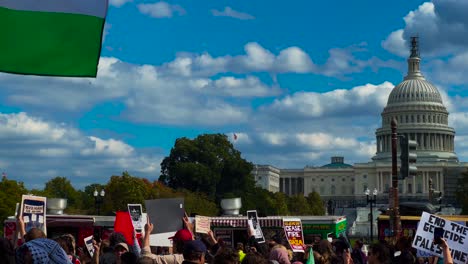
[0,214,458,264]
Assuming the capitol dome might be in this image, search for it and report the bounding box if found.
[387,79,443,106]
[373,37,457,162]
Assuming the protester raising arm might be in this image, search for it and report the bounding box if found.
[14,214,26,247]
[141,218,153,251]
[439,239,453,264]
[182,212,194,240]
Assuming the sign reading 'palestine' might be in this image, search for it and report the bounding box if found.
[0,0,108,77]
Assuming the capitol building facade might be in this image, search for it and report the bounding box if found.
[253,39,468,208]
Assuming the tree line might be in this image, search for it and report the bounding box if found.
[0,134,325,236]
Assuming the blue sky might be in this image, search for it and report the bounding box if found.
[2,0,468,189]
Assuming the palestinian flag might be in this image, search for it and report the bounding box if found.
[0,0,108,77]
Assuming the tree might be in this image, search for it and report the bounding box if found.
[79,183,107,214]
[306,191,325,215]
[43,176,81,213]
[181,189,219,216]
[104,171,153,213]
[288,194,313,215]
[0,176,27,236]
[160,134,255,200]
[456,169,468,214]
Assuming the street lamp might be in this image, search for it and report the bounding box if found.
[365,188,378,242]
[94,188,105,215]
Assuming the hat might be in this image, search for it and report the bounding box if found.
[169,229,193,242]
[114,242,129,252]
[183,240,207,255]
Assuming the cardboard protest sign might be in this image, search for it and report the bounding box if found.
[247,210,265,243]
[412,212,468,264]
[195,215,211,234]
[283,218,305,252]
[128,204,143,233]
[114,211,134,246]
[20,195,47,234]
[84,235,95,257]
[214,229,233,247]
[144,198,184,247]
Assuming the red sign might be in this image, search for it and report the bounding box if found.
[283,218,305,252]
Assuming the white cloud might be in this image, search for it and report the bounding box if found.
[211,7,254,20]
[297,133,358,150]
[276,47,315,73]
[264,82,394,119]
[383,1,468,57]
[382,29,407,57]
[0,112,161,187]
[138,2,186,18]
[109,0,132,7]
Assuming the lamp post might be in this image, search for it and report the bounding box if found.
[365,187,378,242]
[94,188,105,215]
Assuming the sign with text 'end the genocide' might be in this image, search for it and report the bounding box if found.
[412,212,468,264]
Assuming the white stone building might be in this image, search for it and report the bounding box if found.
[255,38,468,207]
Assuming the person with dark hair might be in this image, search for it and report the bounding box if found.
[367,243,391,264]
[315,239,340,264]
[56,234,81,264]
[182,240,206,264]
[121,251,138,264]
[351,240,367,264]
[242,252,268,264]
[213,247,240,264]
[394,236,416,264]
[0,237,15,264]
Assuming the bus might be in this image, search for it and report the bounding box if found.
[377,214,468,241]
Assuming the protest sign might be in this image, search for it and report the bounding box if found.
[195,215,211,234]
[214,229,233,247]
[84,235,95,257]
[247,210,265,243]
[20,195,47,234]
[144,198,184,247]
[412,212,468,264]
[128,204,143,233]
[283,218,305,252]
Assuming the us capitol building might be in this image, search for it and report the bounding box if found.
[253,38,468,209]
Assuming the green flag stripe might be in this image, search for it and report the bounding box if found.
[0,7,105,77]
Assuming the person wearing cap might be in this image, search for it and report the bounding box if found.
[182,240,206,264]
[138,219,189,264]
[115,242,129,263]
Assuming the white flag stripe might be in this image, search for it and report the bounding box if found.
[0,0,108,18]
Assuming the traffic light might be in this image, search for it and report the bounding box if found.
[400,136,417,180]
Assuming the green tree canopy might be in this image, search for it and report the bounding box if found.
[43,176,81,212]
[160,134,255,200]
[0,176,27,235]
[306,191,325,215]
[103,171,154,213]
[288,194,313,215]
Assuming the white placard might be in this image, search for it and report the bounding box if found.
[412,212,468,264]
[247,210,265,243]
[84,235,94,257]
